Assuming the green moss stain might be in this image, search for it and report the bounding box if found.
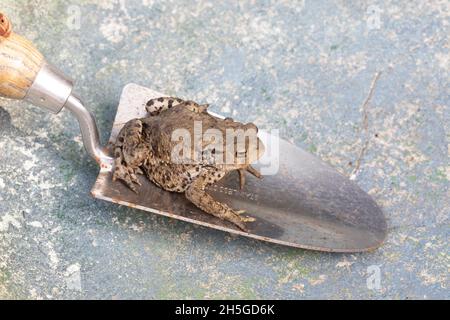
[60,163,76,183]
[308,144,317,154]
[429,168,446,183]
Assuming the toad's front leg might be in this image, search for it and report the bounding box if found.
[185,170,255,231]
[113,160,142,193]
[145,97,209,115]
[112,119,147,192]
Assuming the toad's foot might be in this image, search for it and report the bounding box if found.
[247,165,262,178]
[238,166,262,190]
[238,169,246,190]
[113,162,142,193]
[235,210,256,222]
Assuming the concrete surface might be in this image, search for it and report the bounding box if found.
[0,0,448,299]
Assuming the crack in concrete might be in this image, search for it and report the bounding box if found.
[350,71,382,180]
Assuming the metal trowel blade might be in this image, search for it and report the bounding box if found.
[91,83,387,252]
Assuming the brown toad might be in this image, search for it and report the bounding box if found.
[112,97,265,231]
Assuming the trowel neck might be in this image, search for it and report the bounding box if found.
[64,93,113,167]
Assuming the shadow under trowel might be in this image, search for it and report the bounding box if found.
[0,106,13,133]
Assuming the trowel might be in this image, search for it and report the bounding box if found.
[0,13,386,252]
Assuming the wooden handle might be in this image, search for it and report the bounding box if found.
[0,13,44,100]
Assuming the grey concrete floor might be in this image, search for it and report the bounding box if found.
[0,0,448,299]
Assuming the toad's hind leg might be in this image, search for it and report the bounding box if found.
[146,97,209,116]
[112,119,146,192]
[185,170,254,231]
[145,97,184,116]
[184,101,209,114]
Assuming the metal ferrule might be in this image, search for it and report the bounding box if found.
[25,63,73,114]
